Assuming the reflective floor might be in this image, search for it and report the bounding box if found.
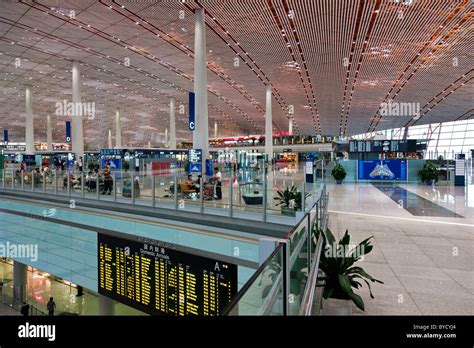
[0,261,146,316]
[328,181,474,315]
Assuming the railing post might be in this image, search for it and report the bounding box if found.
[113,172,117,203]
[132,175,136,205]
[2,169,4,189]
[96,174,100,200]
[229,171,233,218]
[174,177,178,210]
[32,170,35,192]
[302,180,306,213]
[67,168,71,197]
[262,173,267,222]
[81,171,85,198]
[54,169,57,194]
[21,170,24,191]
[199,176,204,214]
[307,213,312,271]
[151,174,155,208]
[282,241,289,316]
[42,171,46,193]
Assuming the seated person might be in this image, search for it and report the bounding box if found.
[180,176,197,194]
[186,175,198,190]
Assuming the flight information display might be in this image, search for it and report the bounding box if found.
[349,140,417,153]
[98,233,238,316]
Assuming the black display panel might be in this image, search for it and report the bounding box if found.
[98,233,238,316]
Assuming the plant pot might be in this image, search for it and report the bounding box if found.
[322,298,352,315]
[336,179,343,184]
[281,206,296,217]
[242,194,262,205]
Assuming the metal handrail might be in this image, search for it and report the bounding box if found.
[299,236,324,315]
[221,242,284,316]
[0,293,46,316]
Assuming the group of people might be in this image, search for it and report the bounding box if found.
[84,168,113,194]
[180,167,222,200]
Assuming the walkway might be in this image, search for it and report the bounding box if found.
[328,182,474,315]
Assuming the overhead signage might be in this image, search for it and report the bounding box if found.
[66,121,71,143]
[188,92,195,131]
[3,129,8,144]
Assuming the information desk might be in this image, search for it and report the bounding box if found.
[98,233,237,316]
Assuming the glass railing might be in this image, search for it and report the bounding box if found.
[222,184,328,315]
[0,168,321,224]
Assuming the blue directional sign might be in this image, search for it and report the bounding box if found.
[190,163,202,173]
[189,92,195,131]
[3,129,8,144]
[66,121,71,143]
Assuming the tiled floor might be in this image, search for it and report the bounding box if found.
[328,182,474,315]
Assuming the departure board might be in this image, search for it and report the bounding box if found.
[98,233,238,316]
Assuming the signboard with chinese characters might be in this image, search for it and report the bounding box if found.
[98,233,237,316]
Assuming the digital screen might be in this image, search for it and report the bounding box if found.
[98,233,237,316]
[349,141,357,152]
[358,160,407,180]
[357,141,365,152]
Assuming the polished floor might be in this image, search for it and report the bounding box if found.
[328,181,474,315]
[0,261,146,316]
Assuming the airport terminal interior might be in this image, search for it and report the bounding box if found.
[0,0,472,319]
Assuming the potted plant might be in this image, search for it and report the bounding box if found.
[313,228,383,314]
[331,163,346,184]
[274,185,309,216]
[418,161,438,185]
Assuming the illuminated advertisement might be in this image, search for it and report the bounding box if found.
[358,160,407,181]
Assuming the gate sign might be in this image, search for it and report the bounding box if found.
[3,129,8,144]
[188,92,195,131]
[66,121,71,143]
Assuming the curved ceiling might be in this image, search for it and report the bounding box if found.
[0,0,472,149]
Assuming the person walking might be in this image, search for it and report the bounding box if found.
[47,297,56,316]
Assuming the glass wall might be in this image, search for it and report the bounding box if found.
[352,119,474,160]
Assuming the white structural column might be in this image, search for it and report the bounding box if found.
[214,121,218,139]
[288,117,293,136]
[25,85,34,154]
[165,128,168,148]
[115,110,122,148]
[193,8,209,163]
[265,85,273,161]
[46,114,53,151]
[169,98,176,149]
[72,62,84,157]
[108,129,112,149]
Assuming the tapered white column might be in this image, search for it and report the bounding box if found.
[265,85,273,161]
[115,110,122,148]
[25,85,34,154]
[46,114,53,151]
[108,130,112,149]
[72,61,84,157]
[214,121,218,139]
[193,8,209,164]
[165,128,168,148]
[169,98,176,149]
[288,117,293,136]
[148,140,151,148]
